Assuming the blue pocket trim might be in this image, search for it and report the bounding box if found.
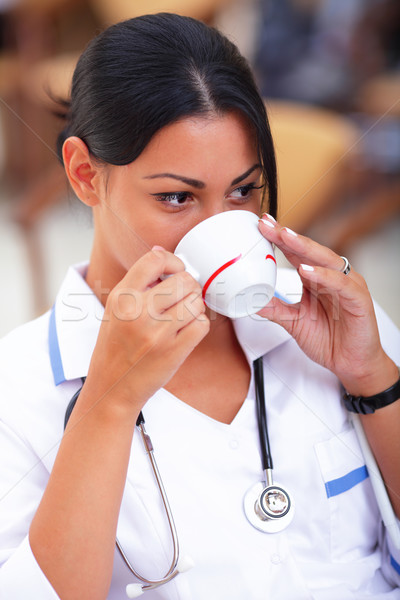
[391,554,400,576]
[325,465,369,498]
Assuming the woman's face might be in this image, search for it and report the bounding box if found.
[92,111,263,283]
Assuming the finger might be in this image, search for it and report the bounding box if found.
[161,291,206,330]
[258,259,370,328]
[257,296,304,334]
[258,214,345,272]
[175,312,210,353]
[297,263,369,310]
[294,266,374,344]
[147,271,201,314]
[122,247,186,292]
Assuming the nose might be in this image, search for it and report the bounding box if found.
[196,201,232,224]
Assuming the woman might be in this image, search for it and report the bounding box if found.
[0,13,399,600]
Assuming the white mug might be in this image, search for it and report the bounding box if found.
[174,210,276,319]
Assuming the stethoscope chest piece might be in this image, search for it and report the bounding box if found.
[244,481,294,533]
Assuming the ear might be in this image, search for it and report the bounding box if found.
[62,137,102,207]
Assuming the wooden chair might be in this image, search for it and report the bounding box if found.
[1,0,95,315]
[265,100,360,235]
[90,0,235,26]
[329,73,400,251]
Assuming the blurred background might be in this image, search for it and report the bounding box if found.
[0,0,399,337]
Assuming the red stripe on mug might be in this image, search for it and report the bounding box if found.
[266,254,276,264]
[202,254,242,300]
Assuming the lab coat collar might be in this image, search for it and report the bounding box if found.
[232,313,292,365]
[49,262,104,384]
[49,263,293,385]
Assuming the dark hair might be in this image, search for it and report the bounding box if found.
[57,13,277,217]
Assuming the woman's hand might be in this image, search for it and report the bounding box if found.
[83,247,210,416]
[32,248,209,600]
[258,214,398,396]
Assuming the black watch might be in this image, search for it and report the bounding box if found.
[343,367,400,414]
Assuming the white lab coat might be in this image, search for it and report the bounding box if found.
[0,263,399,599]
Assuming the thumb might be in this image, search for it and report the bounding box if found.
[257,296,304,336]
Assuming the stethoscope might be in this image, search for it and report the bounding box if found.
[64,356,294,597]
[243,357,295,534]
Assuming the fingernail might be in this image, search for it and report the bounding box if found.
[152,245,165,251]
[262,213,276,223]
[283,227,297,237]
[300,264,314,272]
[260,218,275,229]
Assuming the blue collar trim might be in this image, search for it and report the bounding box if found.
[48,304,66,386]
[390,554,400,575]
[47,289,289,387]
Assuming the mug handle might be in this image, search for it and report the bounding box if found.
[174,253,201,282]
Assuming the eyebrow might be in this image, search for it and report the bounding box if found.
[231,164,262,186]
[143,173,206,189]
[143,164,262,189]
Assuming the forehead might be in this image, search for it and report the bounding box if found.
[135,112,258,176]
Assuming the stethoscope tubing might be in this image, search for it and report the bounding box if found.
[63,356,288,592]
[64,394,181,590]
[254,357,273,474]
[116,414,181,589]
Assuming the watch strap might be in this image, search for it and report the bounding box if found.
[343,367,400,414]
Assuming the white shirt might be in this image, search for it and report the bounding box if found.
[0,263,399,599]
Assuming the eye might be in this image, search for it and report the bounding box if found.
[153,192,193,207]
[229,183,264,202]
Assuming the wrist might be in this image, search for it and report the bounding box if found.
[339,354,399,398]
[342,363,400,415]
[67,377,143,430]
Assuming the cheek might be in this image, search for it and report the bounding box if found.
[125,222,179,256]
[102,210,149,269]
[144,218,192,253]
[152,230,185,253]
